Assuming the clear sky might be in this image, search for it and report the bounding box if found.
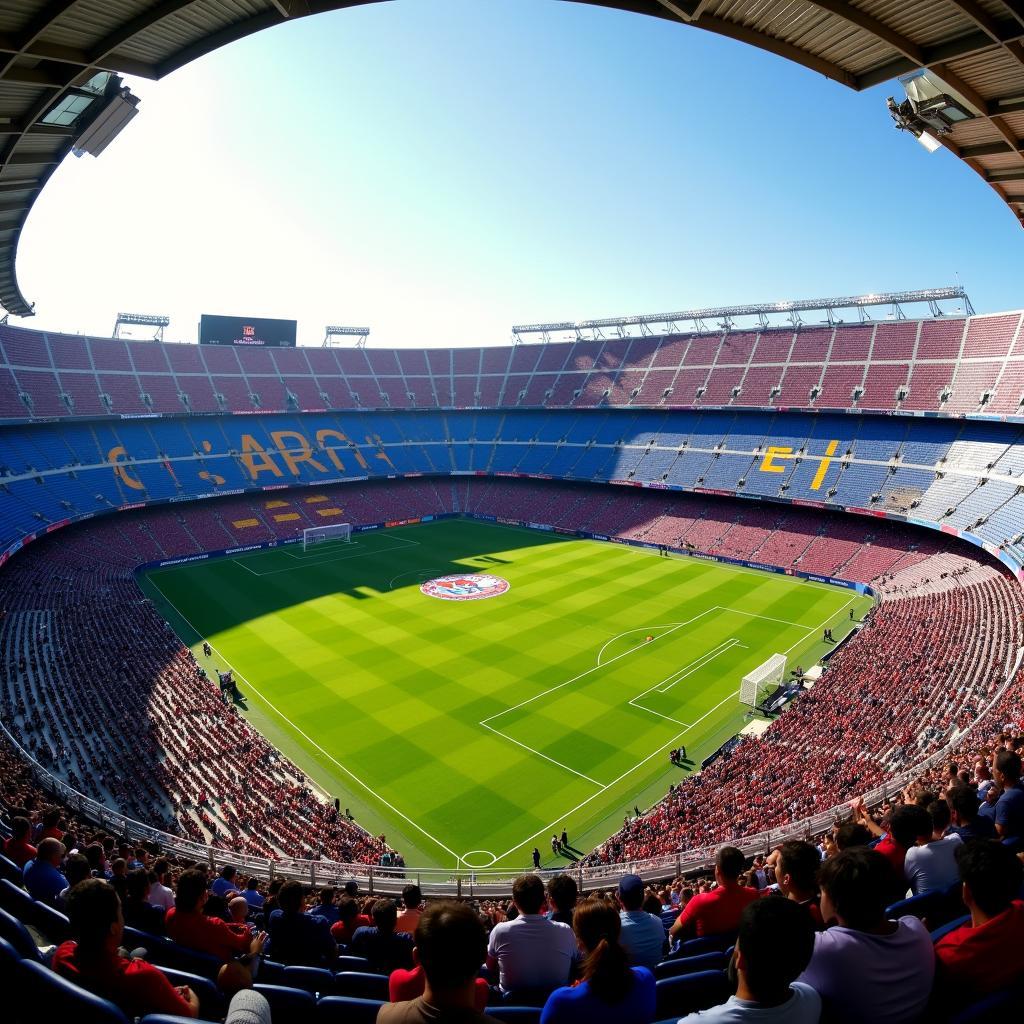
[11,0,1024,348]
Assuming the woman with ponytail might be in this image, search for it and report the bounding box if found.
[540,898,656,1024]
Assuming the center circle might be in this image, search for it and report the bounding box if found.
[461,850,498,868]
[420,574,510,601]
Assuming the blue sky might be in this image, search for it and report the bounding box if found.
[12,0,1024,347]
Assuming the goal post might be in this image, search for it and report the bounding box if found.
[740,653,787,707]
[303,523,352,551]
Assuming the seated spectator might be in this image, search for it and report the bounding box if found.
[541,897,655,1024]
[547,875,578,927]
[774,841,824,929]
[670,847,757,941]
[149,858,176,912]
[947,786,995,842]
[615,873,666,970]
[978,783,1001,827]
[330,893,372,945]
[380,901,499,1023]
[122,866,166,936]
[58,853,92,907]
[486,874,578,997]
[242,877,265,911]
[993,749,1024,849]
[307,885,339,924]
[904,800,962,896]
[212,864,239,899]
[2,816,36,868]
[230,896,253,931]
[167,868,265,964]
[53,879,199,1019]
[109,858,128,901]
[23,837,67,906]
[351,898,415,974]
[266,879,337,966]
[396,884,424,933]
[798,848,934,1024]
[934,840,1024,1007]
[679,897,819,1023]
[37,807,65,842]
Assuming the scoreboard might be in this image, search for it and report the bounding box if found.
[199,313,297,348]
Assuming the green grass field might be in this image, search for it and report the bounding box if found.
[139,520,871,871]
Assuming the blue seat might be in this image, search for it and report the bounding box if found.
[16,957,131,1024]
[315,995,386,1024]
[333,970,390,1000]
[660,908,678,929]
[931,913,971,942]
[123,927,222,980]
[677,932,736,957]
[0,905,41,961]
[949,986,1024,1024]
[253,983,316,1024]
[501,987,555,1008]
[885,889,944,922]
[489,1008,543,1023]
[0,877,35,919]
[655,951,728,979]
[333,954,371,972]
[257,957,288,985]
[33,900,71,943]
[0,934,20,973]
[282,964,334,995]
[0,853,22,884]
[159,966,225,1019]
[654,970,731,1018]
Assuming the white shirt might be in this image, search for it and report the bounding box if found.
[486,913,578,993]
[149,881,175,911]
[904,834,962,895]
[679,982,821,1023]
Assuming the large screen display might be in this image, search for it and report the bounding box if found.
[199,314,297,347]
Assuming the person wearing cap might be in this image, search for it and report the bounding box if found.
[616,874,667,970]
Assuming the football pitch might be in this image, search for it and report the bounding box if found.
[139,519,871,871]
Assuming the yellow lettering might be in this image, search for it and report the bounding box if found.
[366,434,395,469]
[759,446,794,474]
[108,446,145,490]
[315,429,370,471]
[811,440,840,491]
[239,434,283,479]
[270,431,327,477]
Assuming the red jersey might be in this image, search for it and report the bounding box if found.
[675,885,758,938]
[874,835,907,876]
[936,901,1024,1001]
[165,908,250,962]
[53,941,196,1019]
[389,964,489,1010]
[331,914,372,945]
[2,836,36,868]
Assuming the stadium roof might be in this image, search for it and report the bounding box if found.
[1,0,1023,319]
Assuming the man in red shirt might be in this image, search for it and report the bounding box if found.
[166,868,266,964]
[53,879,199,1019]
[670,846,758,941]
[330,894,372,945]
[935,839,1024,1007]
[2,816,36,868]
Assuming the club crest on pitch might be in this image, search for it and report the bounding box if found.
[420,574,510,601]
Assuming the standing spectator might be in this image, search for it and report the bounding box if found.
[679,898,819,1023]
[904,800,962,895]
[53,879,199,1019]
[541,898,655,1024]
[546,875,578,927]
[2,817,36,868]
[774,841,824,929]
[934,840,1024,1007]
[266,879,337,966]
[993,750,1024,848]
[212,865,239,899]
[166,869,264,965]
[351,898,415,973]
[486,874,578,997]
[396,884,423,934]
[798,848,934,1024]
[149,859,176,912]
[331,894,371,945]
[23,837,67,906]
[615,874,667,971]
[380,902,499,1023]
[670,847,758,941]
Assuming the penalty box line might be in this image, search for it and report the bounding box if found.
[232,534,422,576]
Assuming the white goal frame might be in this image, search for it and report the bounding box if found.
[740,653,787,707]
[303,523,353,551]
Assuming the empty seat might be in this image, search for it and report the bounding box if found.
[253,983,316,1024]
[654,970,731,1018]
[315,994,387,1024]
[333,971,390,1000]
[654,951,729,979]
[0,905,41,961]
[282,964,334,995]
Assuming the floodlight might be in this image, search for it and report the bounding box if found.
[916,131,942,154]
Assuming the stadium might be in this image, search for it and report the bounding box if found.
[2,1,1024,1022]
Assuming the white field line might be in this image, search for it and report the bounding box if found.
[627,639,739,725]
[145,578,462,865]
[387,567,452,590]
[233,534,421,576]
[716,607,818,629]
[783,595,857,656]
[479,721,603,787]
[596,624,687,667]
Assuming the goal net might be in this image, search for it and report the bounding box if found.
[740,653,787,707]
[303,523,352,551]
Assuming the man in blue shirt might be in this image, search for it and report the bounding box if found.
[993,750,1024,849]
[615,873,666,971]
[211,864,239,899]
[23,837,68,906]
[267,880,337,966]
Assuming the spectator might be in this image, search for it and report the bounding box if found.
[670,847,757,941]
[380,901,499,1023]
[947,786,995,842]
[833,823,872,851]
[798,848,934,1024]
[934,840,1024,1007]
[904,800,962,896]
[212,864,239,899]
[331,893,372,945]
[679,897,819,1023]
[993,749,1024,848]
[242,877,265,911]
[166,868,264,965]
[547,874,578,927]
[615,873,667,970]
[774,841,824,929]
[229,896,252,931]
[58,853,92,906]
[266,879,337,966]
[396,884,423,933]
[486,874,578,997]
[53,878,199,1019]
[861,802,924,880]
[2,816,36,868]
[978,783,1001,827]
[351,898,414,974]
[149,858,176,912]
[23,837,67,906]
[37,807,64,842]
[122,866,166,936]
[306,886,339,924]
[541,898,655,1024]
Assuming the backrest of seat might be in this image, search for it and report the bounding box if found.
[282,964,334,995]
[332,970,390,1000]
[315,994,387,1024]
[654,970,731,1018]
[253,983,316,1024]
[15,958,131,1024]
[0,905,41,961]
